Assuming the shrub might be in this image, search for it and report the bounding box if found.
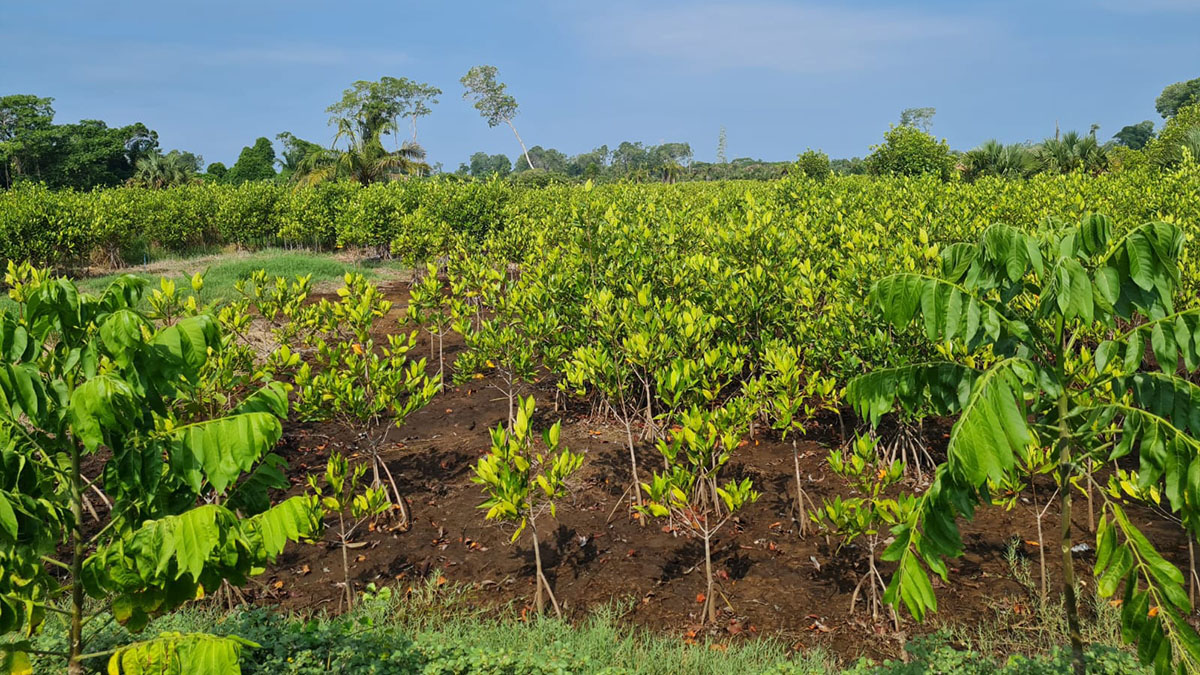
[0,183,91,268]
[866,125,954,179]
[793,149,832,181]
[276,181,359,248]
[1145,103,1200,168]
[215,181,282,246]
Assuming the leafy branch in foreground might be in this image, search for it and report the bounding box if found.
[0,262,320,674]
[848,215,1200,674]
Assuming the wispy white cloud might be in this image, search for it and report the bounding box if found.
[574,2,980,73]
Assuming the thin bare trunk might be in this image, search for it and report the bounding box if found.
[507,120,534,171]
[622,415,645,519]
[68,441,85,675]
[703,530,716,625]
[1058,392,1085,675]
[1031,477,1048,602]
[339,512,353,611]
[793,439,809,538]
[530,515,561,618]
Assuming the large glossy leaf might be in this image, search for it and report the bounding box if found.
[69,375,137,453]
[231,382,289,418]
[944,359,1033,486]
[151,315,219,380]
[846,362,979,426]
[870,274,1027,346]
[168,413,283,494]
[107,632,255,675]
[1094,506,1200,674]
[127,505,232,582]
[242,495,321,560]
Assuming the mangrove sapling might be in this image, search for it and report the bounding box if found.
[308,453,391,611]
[813,434,913,626]
[566,340,646,517]
[847,216,1200,674]
[757,342,840,538]
[472,396,583,617]
[454,318,537,430]
[293,273,440,529]
[406,262,452,381]
[235,270,314,347]
[638,400,760,625]
[0,263,320,673]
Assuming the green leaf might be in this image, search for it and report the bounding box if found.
[0,492,16,541]
[69,375,136,453]
[168,413,283,494]
[107,632,255,675]
[945,360,1031,486]
[231,382,289,418]
[846,362,978,426]
[243,496,321,560]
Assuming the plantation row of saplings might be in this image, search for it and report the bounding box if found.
[3,171,1200,673]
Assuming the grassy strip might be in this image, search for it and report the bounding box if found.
[75,248,407,303]
[22,570,1147,674]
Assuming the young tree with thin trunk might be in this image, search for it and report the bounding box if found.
[472,396,583,617]
[638,399,759,625]
[461,65,535,171]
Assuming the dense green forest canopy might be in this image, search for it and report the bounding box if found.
[3,75,1199,191]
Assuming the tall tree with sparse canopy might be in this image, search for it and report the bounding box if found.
[326,77,441,146]
[461,65,534,170]
[899,107,936,133]
[1156,77,1200,119]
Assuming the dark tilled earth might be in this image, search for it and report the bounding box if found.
[248,282,1189,662]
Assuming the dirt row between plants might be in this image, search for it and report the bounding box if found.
[254,282,1189,663]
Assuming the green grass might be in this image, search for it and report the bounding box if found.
[23,571,1147,674]
[74,249,408,306]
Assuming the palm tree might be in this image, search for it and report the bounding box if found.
[295,119,429,186]
[962,140,1038,181]
[129,153,194,188]
[1036,131,1111,175]
[1181,128,1200,163]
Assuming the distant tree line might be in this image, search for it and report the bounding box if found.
[3,75,1200,192]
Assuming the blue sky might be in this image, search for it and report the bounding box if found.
[4,1,1199,169]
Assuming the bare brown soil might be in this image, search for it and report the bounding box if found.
[251,282,1190,662]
